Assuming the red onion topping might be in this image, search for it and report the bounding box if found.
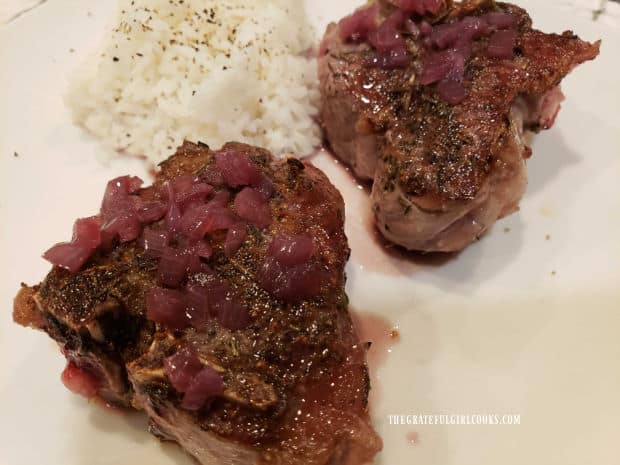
[398,0,444,15]
[338,5,378,42]
[126,176,144,194]
[184,285,210,328]
[43,216,103,272]
[419,20,432,37]
[181,203,237,242]
[165,183,183,237]
[43,150,273,333]
[137,200,167,224]
[201,164,225,187]
[436,78,468,105]
[100,176,144,244]
[181,366,225,411]
[420,48,466,85]
[172,175,214,210]
[158,247,192,287]
[483,12,519,29]
[164,347,203,393]
[210,190,231,207]
[192,240,213,259]
[72,216,102,248]
[215,151,261,188]
[204,279,250,330]
[234,188,271,228]
[140,228,170,258]
[224,223,248,258]
[258,257,326,302]
[146,287,190,330]
[368,10,410,69]
[258,234,324,301]
[43,243,93,273]
[269,234,315,266]
[255,173,275,200]
[486,29,517,59]
[61,362,101,398]
[164,347,224,411]
[431,16,487,49]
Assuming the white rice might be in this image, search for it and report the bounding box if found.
[67,0,320,163]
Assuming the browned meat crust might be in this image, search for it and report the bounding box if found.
[319,1,600,251]
[13,141,381,465]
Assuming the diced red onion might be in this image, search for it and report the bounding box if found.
[43,242,94,273]
[181,203,236,242]
[61,362,100,398]
[184,285,210,328]
[436,78,468,104]
[217,299,250,331]
[101,176,141,216]
[181,366,224,411]
[137,200,167,224]
[224,223,248,258]
[431,16,487,49]
[368,10,407,54]
[419,20,432,37]
[430,22,462,49]
[210,190,231,207]
[486,29,517,59]
[192,240,213,259]
[71,216,102,249]
[255,173,275,199]
[201,164,225,187]
[165,183,183,237]
[204,279,250,330]
[215,150,261,188]
[171,175,213,209]
[158,247,191,287]
[100,176,144,243]
[258,234,323,301]
[268,234,314,266]
[338,4,378,42]
[420,48,466,85]
[43,215,104,272]
[398,0,444,15]
[258,257,326,302]
[234,188,271,228]
[483,12,518,29]
[163,347,203,393]
[126,176,144,194]
[180,204,209,242]
[146,287,190,329]
[404,19,420,37]
[185,253,202,275]
[372,46,410,69]
[140,228,170,258]
[101,215,141,243]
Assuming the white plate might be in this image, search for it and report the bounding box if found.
[1,1,619,464]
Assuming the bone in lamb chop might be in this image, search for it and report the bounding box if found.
[13,141,382,465]
[319,0,600,252]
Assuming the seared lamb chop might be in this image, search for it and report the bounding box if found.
[13,142,381,465]
[319,0,600,252]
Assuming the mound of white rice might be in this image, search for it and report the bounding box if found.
[67,0,320,162]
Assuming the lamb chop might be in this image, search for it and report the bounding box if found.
[319,0,600,252]
[13,141,381,465]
